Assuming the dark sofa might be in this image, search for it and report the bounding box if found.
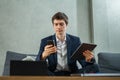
[3,51,120,76]
[2,51,36,76]
[98,52,120,73]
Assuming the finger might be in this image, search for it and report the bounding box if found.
[46,45,53,48]
[45,45,55,51]
[85,50,93,56]
[47,47,57,53]
[83,52,94,60]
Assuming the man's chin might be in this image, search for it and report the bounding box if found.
[56,33,64,36]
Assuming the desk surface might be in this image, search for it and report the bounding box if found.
[0,76,120,80]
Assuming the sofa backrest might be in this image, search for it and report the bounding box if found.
[98,52,120,73]
[2,51,37,76]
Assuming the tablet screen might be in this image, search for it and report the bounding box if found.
[71,43,97,60]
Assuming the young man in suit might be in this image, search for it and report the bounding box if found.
[36,12,99,76]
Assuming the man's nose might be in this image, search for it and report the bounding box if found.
[57,24,61,28]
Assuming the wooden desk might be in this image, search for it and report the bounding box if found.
[0,76,120,80]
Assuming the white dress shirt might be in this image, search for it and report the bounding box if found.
[55,36,69,71]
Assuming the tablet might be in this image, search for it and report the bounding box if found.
[71,43,97,60]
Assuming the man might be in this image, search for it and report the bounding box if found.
[36,12,99,76]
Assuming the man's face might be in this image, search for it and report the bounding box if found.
[53,19,67,36]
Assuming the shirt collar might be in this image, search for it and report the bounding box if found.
[56,34,66,42]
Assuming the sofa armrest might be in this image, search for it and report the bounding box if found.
[98,52,120,73]
[2,51,37,76]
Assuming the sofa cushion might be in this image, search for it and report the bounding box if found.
[2,51,37,76]
[98,52,120,73]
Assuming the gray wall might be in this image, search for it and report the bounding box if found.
[92,0,120,59]
[77,0,91,43]
[0,0,78,75]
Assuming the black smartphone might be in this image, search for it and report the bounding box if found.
[47,40,55,47]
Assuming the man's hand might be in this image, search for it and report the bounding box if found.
[42,45,57,60]
[83,50,94,62]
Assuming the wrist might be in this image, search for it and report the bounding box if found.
[41,52,47,60]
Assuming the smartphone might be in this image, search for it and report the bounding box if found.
[47,40,55,47]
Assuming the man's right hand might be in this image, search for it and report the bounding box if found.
[42,45,57,60]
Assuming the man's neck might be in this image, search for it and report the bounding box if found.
[56,34,65,42]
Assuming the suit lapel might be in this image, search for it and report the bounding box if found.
[52,34,57,64]
[66,34,71,63]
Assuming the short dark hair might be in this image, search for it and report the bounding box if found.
[52,12,68,25]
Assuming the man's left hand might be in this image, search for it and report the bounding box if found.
[83,50,94,62]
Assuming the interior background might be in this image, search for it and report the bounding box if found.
[0,0,120,75]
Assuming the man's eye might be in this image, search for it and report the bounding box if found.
[60,23,64,26]
[55,24,58,26]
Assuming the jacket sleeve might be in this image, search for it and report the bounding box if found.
[36,39,46,61]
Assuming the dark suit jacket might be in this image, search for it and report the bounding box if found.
[36,34,92,73]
